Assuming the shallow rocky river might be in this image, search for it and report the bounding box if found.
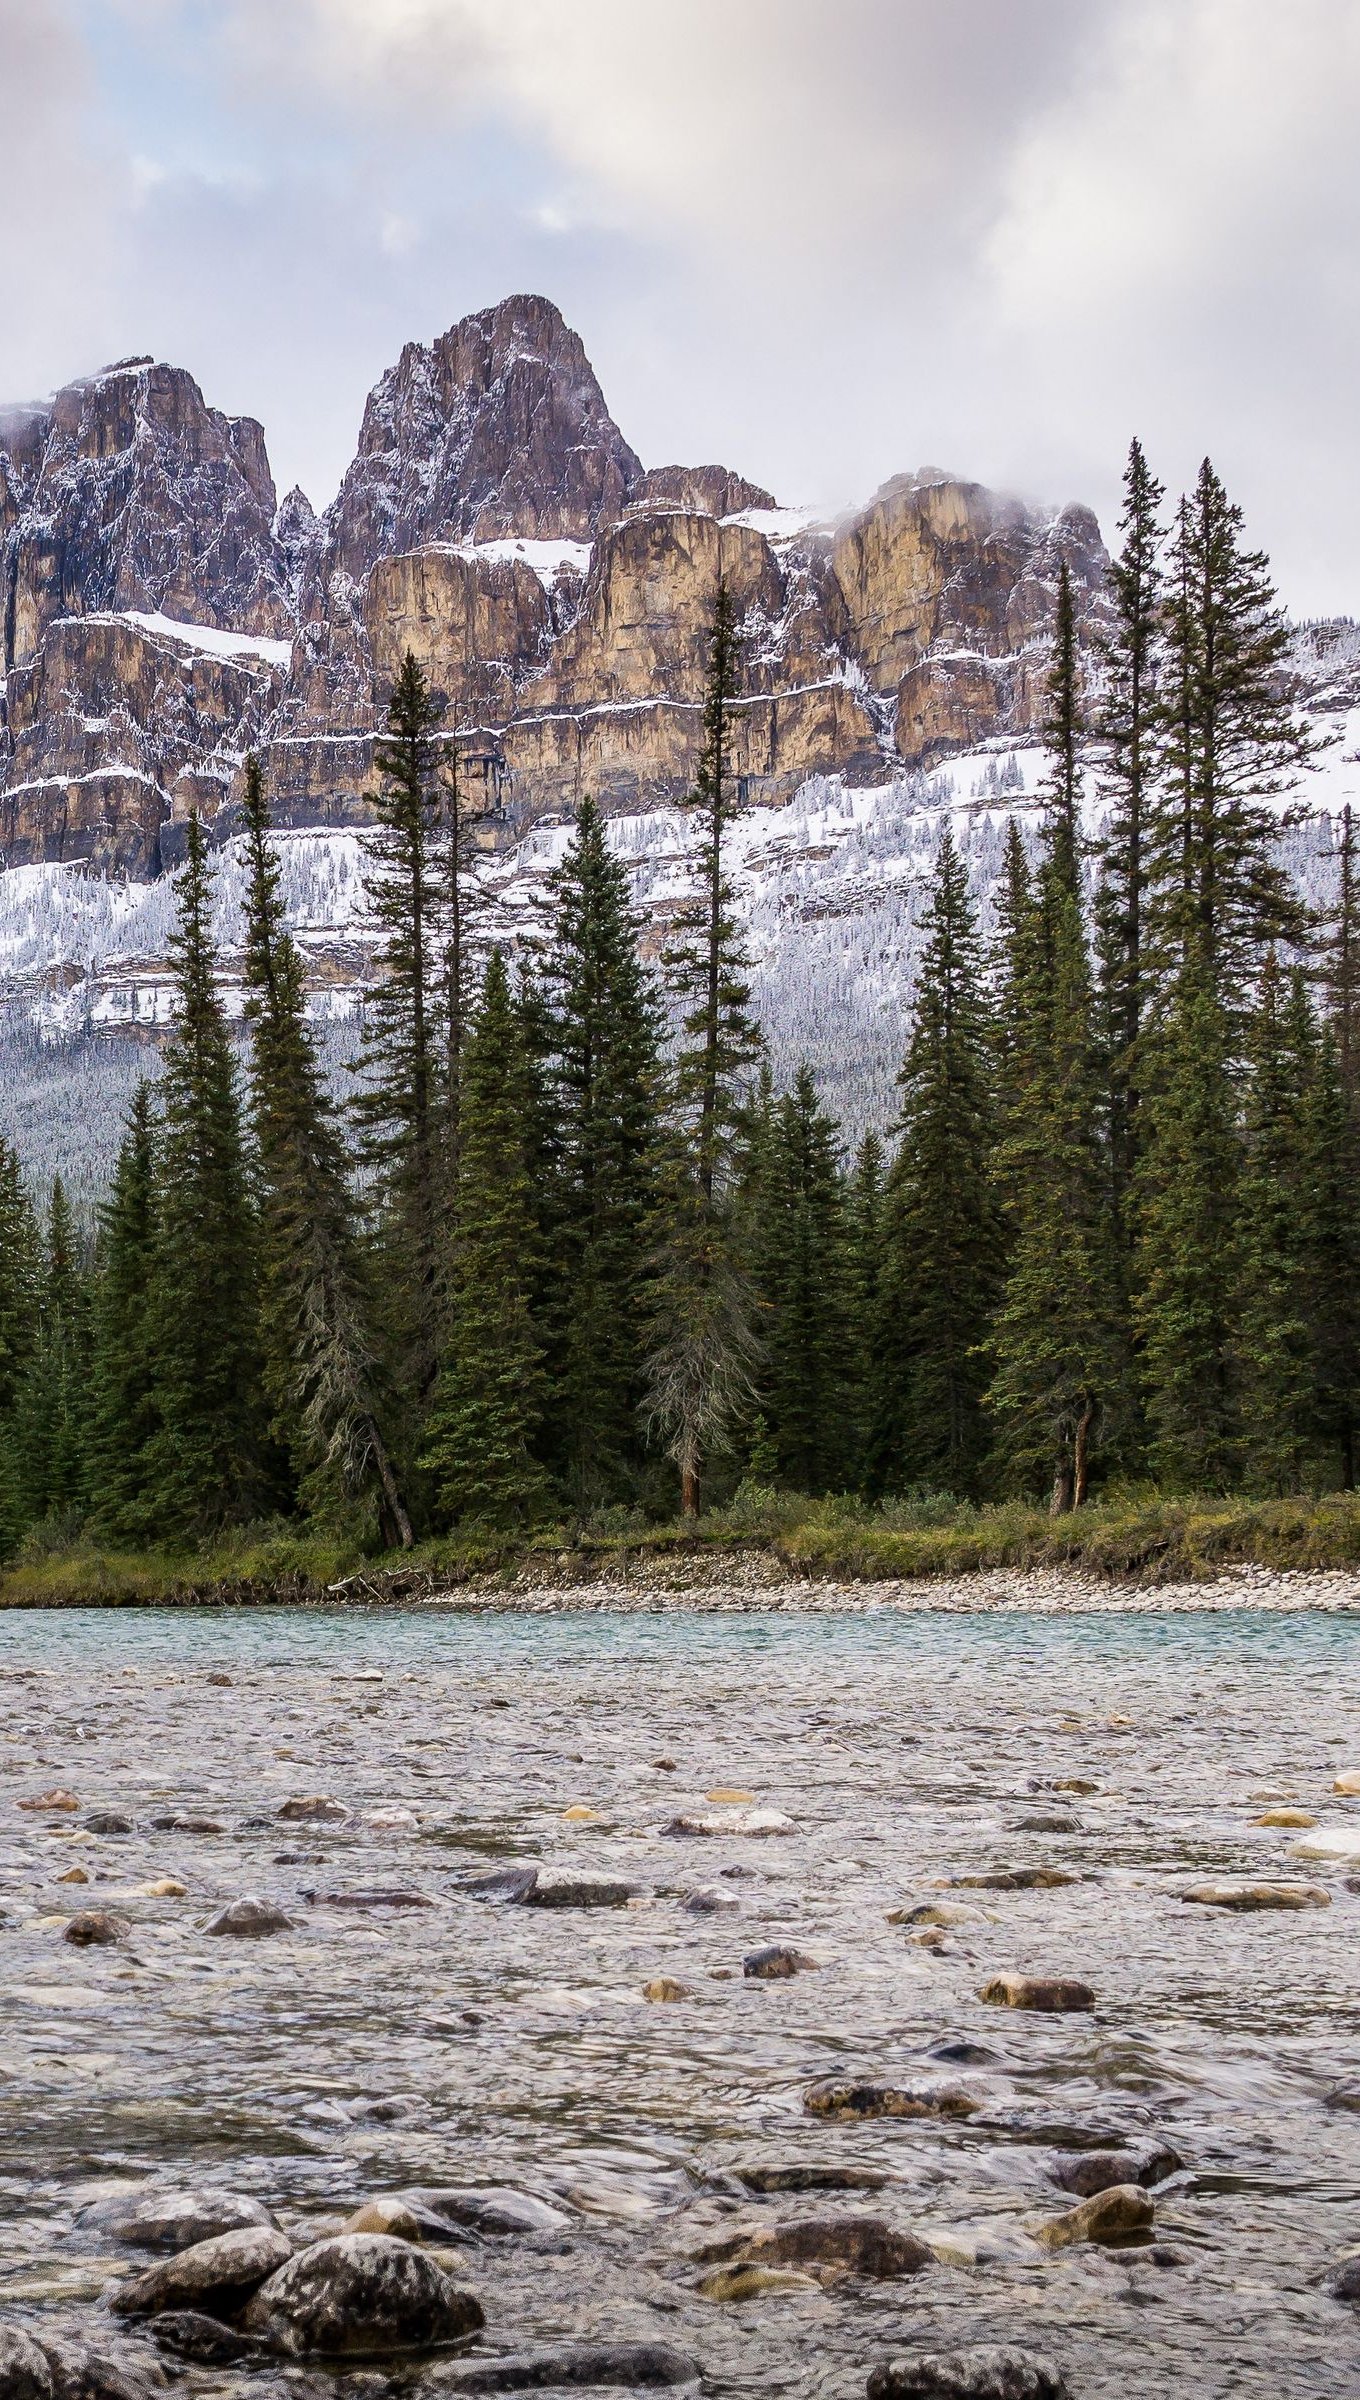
[2,1604,1359,2400]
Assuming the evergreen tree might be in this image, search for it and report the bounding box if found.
[878,829,1004,1496]
[1096,438,1165,1224]
[352,653,446,1404]
[543,798,664,1505]
[87,1086,162,1540]
[644,582,762,1513]
[1042,559,1084,900]
[0,1142,41,1559]
[1234,961,1314,1491]
[17,1178,91,1524]
[240,757,412,1545]
[420,953,547,1527]
[747,1065,852,1493]
[148,811,270,1533]
[437,735,491,1195]
[1134,951,1241,1488]
[1149,460,1312,1012]
[1325,803,1360,1110]
[1301,1020,1360,1487]
[845,1129,886,1485]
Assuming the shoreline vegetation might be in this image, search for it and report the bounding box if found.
[5,1488,1360,1608]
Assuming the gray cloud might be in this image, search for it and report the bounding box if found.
[3,0,1357,610]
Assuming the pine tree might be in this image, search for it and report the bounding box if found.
[147,811,270,1534]
[1325,803,1360,1111]
[17,1177,91,1524]
[1301,1020,1360,1487]
[644,582,762,1514]
[1096,438,1165,1224]
[878,829,1004,1496]
[240,757,412,1545]
[352,653,446,1404]
[87,1086,162,1540]
[437,735,491,1196]
[1134,950,1241,1488]
[1234,961,1315,1492]
[845,1129,886,1486]
[543,797,664,1505]
[1043,559,1084,900]
[420,953,548,1528]
[1149,460,1312,1013]
[0,1142,41,1559]
[747,1065,852,1493]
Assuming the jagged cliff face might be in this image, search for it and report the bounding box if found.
[0,295,1110,875]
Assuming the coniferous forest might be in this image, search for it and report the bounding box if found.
[3,445,1359,1569]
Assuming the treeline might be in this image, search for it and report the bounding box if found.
[1,444,1357,1560]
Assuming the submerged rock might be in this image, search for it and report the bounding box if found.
[63,1911,130,1946]
[978,1974,1095,2012]
[276,1796,350,1824]
[738,2215,934,2278]
[147,2315,271,2365]
[0,2330,53,2400]
[19,1789,79,1814]
[433,2343,700,2388]
[1329,2255,1360,2303]
[643,1977,693,2002]
[83,1812,135,1836]
[804,2078,978,2121]
[409,2188,570,2237]
[1036,2183,1154,2249]
[240,2234,484,2356]
[743,1945,820,1979]
[523,1876,634,1909]
[697,2264,815,2301]
[203,1896,294,1937]
[463,1867,541,1904]
[1179,1883,1330,1911]
[953,1870,1080,1892]
[738,2164,888,2194]
[111,2225,293,2317]
[83,2188,277,2251]
[867,2348,1072,2400]
[682,1887,739,1915]
[37,2339,164,2400]
[148,1816,224,1836]
[1048,2142,1181,2197]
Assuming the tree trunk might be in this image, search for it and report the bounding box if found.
[370,1420,415,1549]
[680,1462,701,1520]
[1072,1400,1096,1510]
[1050,1456,1075,1516]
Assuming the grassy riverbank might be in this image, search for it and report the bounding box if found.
[4,1487,1360,1606]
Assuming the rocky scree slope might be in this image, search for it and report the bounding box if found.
[0,293,1112,880]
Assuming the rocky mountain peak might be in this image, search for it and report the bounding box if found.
[1,357,293,671]
[627,464,777,521]
[324,292,644,578]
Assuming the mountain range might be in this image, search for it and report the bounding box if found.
[2,293,1357,1194]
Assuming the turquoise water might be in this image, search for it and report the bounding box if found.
[2,1605,1358,2398]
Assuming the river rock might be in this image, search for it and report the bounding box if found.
[19,1789,79,1813]
[203,1896,293,1937]
[148,1816,224,1835]
[0,2330,53,2400]
[644,1978,693,2002]
[739,2164,888,2194]
[464,1866,541,1904]
[804,2078,979,2121]
[683,1887,739,1915]
[276,1796,350,1823]
[953,1870,1080,1892]
[739,2215,934,2278]
[433,2343,700,2388]
[523,1877,633,1909]
[743,1945,820,1979]
[409,2188,570,2236]
[979,1974,1095,2012]
[84,1812,135,1836]
[1329,2255,1360,2302]
[1333,1771,1360,1796]
[1036,2183,1154,2249]
[111,2225,294,2317]
[58,1868,89,1885]
[343,2199,463,2242]
[37,2339,165,2400]
[1325,2079,1360,2112]
[241,2235,483,2356]
[63,1911,130,1946]
[697,2265,814,2301]
[890,1905,980,1929]
[1048,2142,1181,2196]
[1179,1882,1330,1911]
[147,2315,271,2365]
[1013,1815,1080,1834]
[84,2188,278,2251]
[1253,1809,1316,1828]
[867,2348,1072,2400]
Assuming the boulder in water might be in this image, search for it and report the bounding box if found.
[240,2235,484,2355]
[978,1974,1094,2012]
[111,2226,293,2317]
[867,2349,1072,2399]
[83,2187,277,2251]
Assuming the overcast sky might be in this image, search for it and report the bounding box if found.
[6,0,1358,611]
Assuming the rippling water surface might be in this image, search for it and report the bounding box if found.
[3,1605,1359,2398]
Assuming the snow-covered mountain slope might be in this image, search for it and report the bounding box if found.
[4,716,1356,1203]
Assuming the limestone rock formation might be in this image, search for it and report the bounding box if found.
[0,296,1111,877]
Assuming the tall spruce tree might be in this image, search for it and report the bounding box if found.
[644,581,762,1514]
[0,1140,41,1559]
[1325,803,1360,1110]
[747,1065,852,1493]
[878,829,1004,1497]
[87,1086,162,1540]
[845,1129,886,1486]
[1134,949,1241,1488]
[1234,961,1314,1492]
[17,1177,91,1524]
[543,797,663,1505]
[240,757,412,1545]
[1302,1019,1360,1487]
[148,811,270,1533]
[1096,438,1165,1226]
[1149,460,1312,1011]
[352,653,446,1405]
[1043,560,1084,899]
[420,952,547,1527]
